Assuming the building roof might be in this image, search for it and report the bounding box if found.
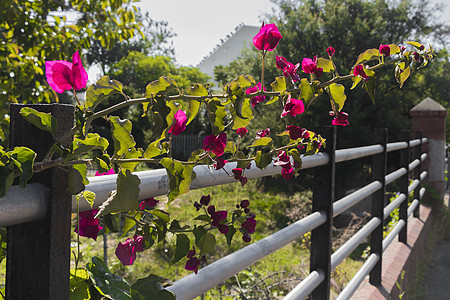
[411,97,447,112]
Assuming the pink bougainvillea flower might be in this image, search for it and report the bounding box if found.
[252,23,282,51]
[169,110,187,136]
[218,224,229,234]
[95,168,115,176]
[74,209,103,241]
[200,194,211,206]
[274,151,295,180]
[413,51,420,61]
[185,247,206,274]
[281,95,305,118]
[419,44,425,51]
[327,46,335,57]
[115,235,144,265]
[276,55,289,70]
[281,167,294,180]
[353,64,371,81]
[286,125,302,140]
[45,51,88,93]
[301,56,323,77]
[240,176,248,187]
[236,127,248,138]
[256,128,271,139]
[240,199,250,208]
[213,157,228,170]
[246,82,266,107]
[283,62,301,82]
[399,45,406,53]
[139,197,159,210]
[379,44,391,57]
[331,111,349,126]
[202,133,227,156]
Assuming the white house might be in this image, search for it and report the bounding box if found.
[197,24,259,85]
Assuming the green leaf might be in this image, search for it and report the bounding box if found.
[11,146,36,188]
[0,227,7,264]
[145,76,177,99]
[328,83,347,111]
[350,76,362,90]
[299,78,314,103]
[186,83,208,125]
[225,224,236,248]
[103,214,121,233]
[121,211,141,237]
[86,257,131,300]
[143,138,166,159]
[82,190,96,208]
[193,226,207,247]
[85,76,123,111]
[396,65,410,88]
[131,274,175,300]
[121,148,142,172]
[198,232,216,255]
[67,164,89,195]
[290,149,302,170]
[224,141,236,154]
[94,154,111,174]
[19,107,57,136]
[160,158,194,204]
[66,133,109,161]
[317,58,334,72]
[171,234,190,264]
[109,116,136,157]
[388,44,401,56]
[149,97,171,140]
[143,225,158,249]
[231,98,254,130]
[363,75,377,104]
[70,268,91,300]
[267,76,286,104]
[255,151,272,170]
[193,214,211,222]
[353,48,381,66]
[227,75,255,96]
[406,41,423,50]
[97,170,141,215]
[206,99,227,135]
[250,137,272,147]
[149,209,170,223]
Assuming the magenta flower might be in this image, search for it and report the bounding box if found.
[281,167,294,180]
[283,62,301,82]
[252,23,282,51]
[256,128,270,139]
[286,125,302,140]
[246,82,266,107]
[236,127,248,138]
[276,55,289,70]
[379,44,390,57]
[185,247,206,274]
[115,235,144,265]
[207,205,228,227]
[331,111,349,126]
[413,51,420,61]
[419,44,425,51]
[353,64,371,81]
[274,151,294,180]
[301,56,323,77]
[241,216,257,242]
[169,110,187,136]
[281,95,305,118]
[74,209,103,241]
[327,46,335,57]
[45,51,88,94]
[139,198,159,210]
[203,133,227,156]
[95,168,115,176]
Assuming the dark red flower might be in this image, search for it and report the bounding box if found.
[276,55,289,70]
[115,235,144,265]
[218,224,229,234]
[185,257,201,274]
[286,125,307,140]
[236,127,248,138]
[203,133,227,156]
[353,64,370,81]
[200,195,211,206]
[419,44,425,51]
[232,168,243,180]
[252,23,282,51]
[331,111,349,126]
[75,209,103,241]
[256,128,270,139]
[213,157,228,170]
[240,176,248,187]
[241,216,256,234]
[379,44,391,57]
[327,46,335,57]
[138,198,159,210]
[281,167,294,180]
[413,51,420,61]
[210,210,227,227]
[283,62,301,82]
[240,199,250,208]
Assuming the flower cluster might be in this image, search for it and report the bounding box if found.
[276,55,300,82]
[185,246,206,274]
[246,82,266,107]
[232,168,248,187]
[240,215,256,243]
[202,133,227,157]
[302,56,323,78]
[274,151,295,180]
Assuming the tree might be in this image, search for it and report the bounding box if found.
[0,0,143,143]
[215,0,449,148]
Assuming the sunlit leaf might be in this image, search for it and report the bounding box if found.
[255,151,272,170]
[353,49,380,66]
[328,83,346,111]
[109,116,136,157]
[19,107,57,136]
[11,146,36,188]
[85,76,123,111]
[250,137,272,147]
[317,58,334,72]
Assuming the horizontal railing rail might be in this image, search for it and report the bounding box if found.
[1,129,431,300]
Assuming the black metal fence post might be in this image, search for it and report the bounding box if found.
[369,128,387,286]
[7,103,74,299]
[310,126,336,300]
[399,130,411,243]
[413,132,422,218]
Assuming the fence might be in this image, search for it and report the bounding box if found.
[1,113,430,299]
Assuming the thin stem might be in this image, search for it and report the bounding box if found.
[72,88,81,106]
[261,51,266,89]
[123,214,146,226]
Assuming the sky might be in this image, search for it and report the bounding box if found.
[135,0,450,67]
[135,0,276,66]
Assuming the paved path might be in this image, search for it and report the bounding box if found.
[424,190,450,299]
